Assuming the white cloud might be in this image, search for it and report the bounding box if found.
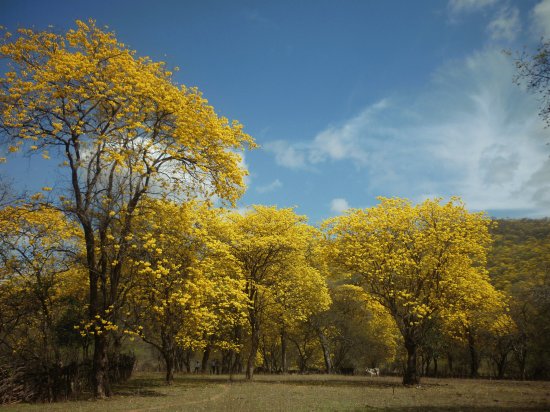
[448,0,499,15]
[256,178,283,194]
[265,99,389,170]
[308,100,388,166]
[242,9,269,24]
[533,0,550,37]
[487,7,520,41]
[264,140,308,170]
[407,50,548,214]
[235,150,251,187]
[266,47,549,216]
[330,198,350,213]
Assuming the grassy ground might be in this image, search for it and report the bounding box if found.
[3,372,550,411]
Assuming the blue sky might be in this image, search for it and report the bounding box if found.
[1,0,550,223]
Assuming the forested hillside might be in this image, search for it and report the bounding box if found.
[488,218,550,380]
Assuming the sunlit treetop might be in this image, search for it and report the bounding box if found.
[0,19,255,204]
[323,197,493,328]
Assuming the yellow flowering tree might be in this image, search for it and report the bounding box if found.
[0,20,254,397]
[228,206,328,379]
[324,197,492,385]
[265,227,331,373]
[0,203,85,400]
[315,284,400,373]
[126,199,247,384]
[442,277,514,378]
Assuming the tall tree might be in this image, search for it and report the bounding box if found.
[268,230,331,373]
[228,206,328,379]
[0,20,254,397]
[127,199,247,384]
[324,197,492,385]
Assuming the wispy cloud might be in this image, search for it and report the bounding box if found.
[308,100,388,167]
[330,198,350,214]
[264,140,308,170]
[265,99,389,170]
[418,49,548,214]
[242,9,269,24]
[256,178,282,194]
[487,6,520,41]
[533,0,550,37]
[448,0,500,15]
[265,48,549,216]
[236,151,252,188]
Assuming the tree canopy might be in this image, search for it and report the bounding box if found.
[323,197,496,385]
[0,19,255,397]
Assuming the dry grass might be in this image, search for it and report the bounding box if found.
[3,372,550,411]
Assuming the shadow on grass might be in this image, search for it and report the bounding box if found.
[166,375,407,389]
[113,389,167,397]
[117,377,168,388]
[261,378,403,389]
[112,375,234,397]
[112,379,169,398]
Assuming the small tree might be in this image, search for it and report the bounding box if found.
[0,204,84,401]
[0,20,254,397]
[442,278,514,378]
[314,285,399,373]
[324,197,492,385]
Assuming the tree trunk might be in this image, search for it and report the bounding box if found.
[468,333,479,378]
[281,329,287,373]
[233,351,242,374]
[403,341,419,385]
[164,352,175,384]
[433,356,438,377]
[87,243,110,397]
[110,334,122,383]
[495,353,508,379]
[201,346,211,373]
[183,349,191,373]
[246,326,260,379]
[92,333,111,397]
[425,355,432,377]
[231,324,243,374]
[260,337,270,371]
[318,330,332,374]
[514,339,527,381]
[518,349,527,381]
